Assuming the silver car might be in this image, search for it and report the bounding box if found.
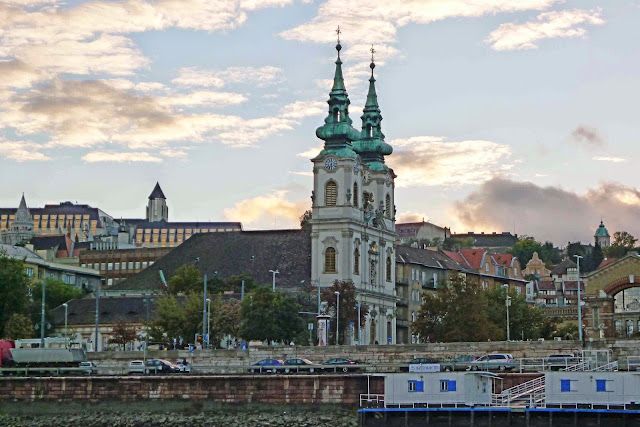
[468,353,515,371]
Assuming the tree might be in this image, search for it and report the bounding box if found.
[485,286,544,341]
[209,298,241,347]
[239,286,303,344]
[322,280,369,345]
[31,279,85,311]
[613,231,637,249]
[108,320,138,350]
[213,274,257,295]
[4,313,33,339]
[566,242,586,259]
[151,294,204,344]
[300,209,312,228]
[442,237,474,251]
[0,253,30,338]
[508,237,561,269]
[167,264,203,295]
[412,275,501,342]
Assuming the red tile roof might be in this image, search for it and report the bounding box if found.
[563,281,585,291]
[459,249,486,270]
[443,250,471,268]
[492,254,514,266]
[598,258,617,269]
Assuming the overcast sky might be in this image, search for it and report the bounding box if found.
[1,0,639,246]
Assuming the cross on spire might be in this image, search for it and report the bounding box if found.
[370,44,376,62]
[336,25,341,44]
[369,44,376,76]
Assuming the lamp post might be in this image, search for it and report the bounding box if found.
[335,291,340,345]
[356,301,361,346]
[575,255,584,342]
[62,303,68,341]
[269,269,279,292]
[143,296,152,366]
[94,278,104,352]
[40,278,46,348]
[206,298,211,348]
[503,284,511,342]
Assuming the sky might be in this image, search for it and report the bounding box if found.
[1,0,640,246]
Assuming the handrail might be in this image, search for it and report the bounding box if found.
[590,361,618,372]
[494,375,545,407]
[627,356,640,372]
[561,362,590,372]
[360,394,385,408]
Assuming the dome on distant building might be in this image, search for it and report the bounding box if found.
[595,221,609,237]
[594,220,611,248]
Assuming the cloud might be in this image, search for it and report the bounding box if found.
[396,212,429,224]
[81,151,163,163]
[453,178,640,245]
[160,148,188,159]
[486,8,604,51]
[158,90,248,107]
[569,125,606,148]
[172,66,284,88]
[387,136,514,187]
[297,144,324,159]
[0,59,46,88]
[223,190,308,229]
[280,100,326,119]
[0,140,50,162]
[593,156,626,163]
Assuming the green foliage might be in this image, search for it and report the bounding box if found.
[211,274,257,295]
[4,313,33,339]
[208,297,241,347]
[566,242,586,259]
[239,286,303,344]
[0,253,30,338]
[485,286,544,341]
[168,265,203,295]
[322,280,369,345]
[108,320,138,349]
[300,209,312,228]
[604,244,628,259]
[613,231,637,249]
[151,294,204,344]
[32,279,85,311]
[411,275,502,342]
[556,323,579,340]
[442,237,474,251]
[508,237,560,268]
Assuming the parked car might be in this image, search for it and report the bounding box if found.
[468,354,516,371]
[249,359,283,374]
[128,360,146,375]
[546,354,579,370]
[146,359,180,374]
[402,357,439,373]
[281,358,317,373]
[322,358,359,373]
[441,356,475,372]
[176,359,191,373]
[79,361,98,375]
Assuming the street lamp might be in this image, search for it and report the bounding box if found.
[503,284,511,342]
[269,269,279,292]
[62,303,68,341]
[94,278,104,352]
[335,291,340,345]
[206,298,211,348]
[574,255,584,343]
[40,278,46,348]
[356,301,361,346]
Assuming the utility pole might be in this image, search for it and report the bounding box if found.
[575,255,584,343]
[503,284,511,342]
[94,278,103,352]
[335,291,340,345]
[202,273,207,349]
[40,278,46,348]
[269,269,279,292]
[356,301,361,345]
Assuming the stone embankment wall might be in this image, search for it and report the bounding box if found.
[88,340,596,374]
[0,375,384,404]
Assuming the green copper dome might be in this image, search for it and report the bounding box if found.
[315,43,360,159]
[595,221,610,237]
[352,59,392,171]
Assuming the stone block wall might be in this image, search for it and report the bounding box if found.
[0,375,384,404]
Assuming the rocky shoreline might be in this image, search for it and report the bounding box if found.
[0,402,359,427]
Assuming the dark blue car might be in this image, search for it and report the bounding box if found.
[248,358,283,374]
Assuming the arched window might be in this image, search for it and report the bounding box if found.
[353,182,359,208]
[367,124,372,137]
[386,256,392,282]
[325,247,336,273]
[325,181,337,206]
[354,248,360,275]
[385,194,391,218]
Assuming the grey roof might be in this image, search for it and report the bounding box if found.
[395,246,468,272]
[29,235,67,251]
[551,258,577,276]
[451,232,518,248]
[112,229,311,291]
[148,182,166,199]
[50,296,158,326]
[0,243,42,260]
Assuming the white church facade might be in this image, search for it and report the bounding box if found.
[310,40,398,345]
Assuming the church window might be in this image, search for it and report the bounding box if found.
[386,257,392,282]
[385,194,391,218]
[325,181,337,206]
[353,183,359,208]
[325,247,337,273]
[354,249,360,275]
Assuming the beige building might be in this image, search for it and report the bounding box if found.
[523,251,551,280]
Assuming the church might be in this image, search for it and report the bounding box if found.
[309,40,398,345]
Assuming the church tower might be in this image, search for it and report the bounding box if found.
[146,182,168,222]
[310,37,398,345]
[594,220,610,248]
[1,194,36,245]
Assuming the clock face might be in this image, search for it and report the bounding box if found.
[324,157,337,171]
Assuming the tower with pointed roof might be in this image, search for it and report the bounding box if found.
[1,194,36,245]
[310,35,397,345]
[594,220,610,248]
[146,182,168,222]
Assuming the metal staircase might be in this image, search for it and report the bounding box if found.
[492,375,545,408]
